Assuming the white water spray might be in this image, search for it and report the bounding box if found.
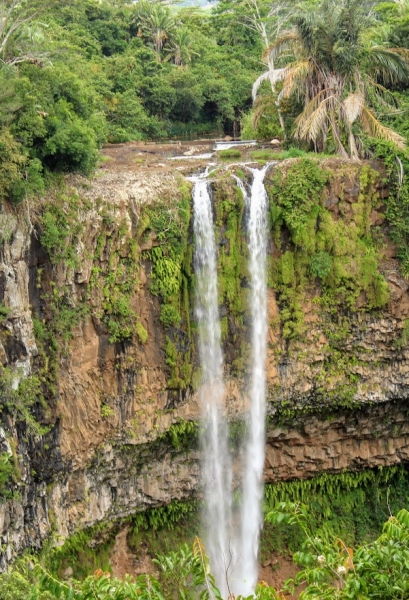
[192,165,270,598]
[233,165,270,596]
[192,177,232,597]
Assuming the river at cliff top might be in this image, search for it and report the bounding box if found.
[100,139,275,176]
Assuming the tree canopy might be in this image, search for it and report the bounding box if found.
[0,0,408,199]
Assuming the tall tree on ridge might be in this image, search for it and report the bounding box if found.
[0,0,47,67]
[134,0,177,61]
[253,0,409,157]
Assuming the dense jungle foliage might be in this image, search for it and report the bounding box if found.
[0,0,409,201]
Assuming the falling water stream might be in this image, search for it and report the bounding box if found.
[192,165,270,598]
[236,166,270,595]
[192,176,232,597]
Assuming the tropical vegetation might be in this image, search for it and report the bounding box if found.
[2,506,409,599]
[252,0,409,157]
[0,0,408,205]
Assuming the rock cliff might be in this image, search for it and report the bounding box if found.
[1,154,408,568]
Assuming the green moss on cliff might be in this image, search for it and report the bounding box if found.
[140,178,196,393]
[211,176,250,376]
[368,141,409,278]
[267,159,389,340]
[215,181,247,317]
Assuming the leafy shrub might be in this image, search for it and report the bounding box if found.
[271,158,329,237]
[267,503,409,599]
[105,90,157,142]
[311,251,332,279]
[42,119,100,173]
[160,304,181,328]
[241,102,281,141]
[240,111,257,139]
[9,159,45,204]
[218,148,241,159]
[0,128,26,201]
[284,147,308,158]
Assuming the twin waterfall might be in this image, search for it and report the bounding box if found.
[192,166,270,597]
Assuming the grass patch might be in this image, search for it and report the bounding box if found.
[218,148,242,159]
[251,149,279,161]
[251,147,309,161]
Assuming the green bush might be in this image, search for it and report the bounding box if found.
[218,148,241,159]
[267,503,409,599]
[41,106,100,173]
[160,304,181,328]
[0,128,27,201]
[271,158,329,237]
[310,251,332,279]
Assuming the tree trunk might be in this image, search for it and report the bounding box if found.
[348,129,360,160]
[329,108,348,159]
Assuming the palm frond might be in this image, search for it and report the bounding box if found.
[263,30,298,63]
[295,96,337,142]
[364,77,399,108]
[280,60,312,99]
[360,107,406,150]
[252,68,285,101]
[292,88,332,122]
[293,14,316,56]
[368,46,409,84]
[342,92,364,124]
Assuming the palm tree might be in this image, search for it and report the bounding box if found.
[164,28,198,66]
[134,1,177,62]
[253,0,409,158]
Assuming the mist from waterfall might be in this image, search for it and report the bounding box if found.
[192,166,270,598]
[192,177,232,598]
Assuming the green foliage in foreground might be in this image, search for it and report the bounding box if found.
[262,466,409,558]
[268,503,409,599]
[0,539,225,600]
[3,506,409,600]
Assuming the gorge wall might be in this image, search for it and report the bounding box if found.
[1,155,409,568]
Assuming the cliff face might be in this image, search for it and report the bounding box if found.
[1,156,409,568]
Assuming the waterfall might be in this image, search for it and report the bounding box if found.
[192,165,270,598]
[192,177,232,597]
[229,166,270,596]
[237,165,270,595]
